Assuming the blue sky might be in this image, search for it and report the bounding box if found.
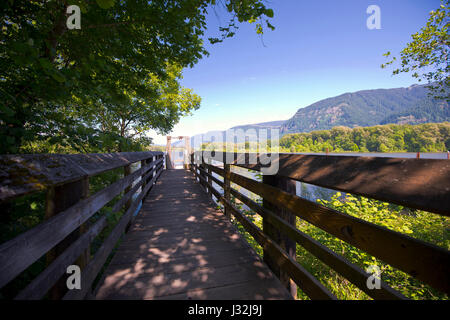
[150,0,442,145]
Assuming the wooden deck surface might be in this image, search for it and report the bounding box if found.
[94,169,292,300]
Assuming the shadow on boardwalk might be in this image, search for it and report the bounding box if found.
[94,170,292,300]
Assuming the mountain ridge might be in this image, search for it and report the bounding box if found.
[174,84,449,148]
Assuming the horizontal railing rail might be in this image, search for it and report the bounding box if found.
[191,151,450,300]
[197,152,450,216]
[0,151,164,300]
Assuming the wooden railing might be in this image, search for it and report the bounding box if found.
[0,151,164,299]
[190,151,450,300]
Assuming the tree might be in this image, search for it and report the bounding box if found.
[382,1,449,101]
[81,63,201,152]
[0,0,275,153]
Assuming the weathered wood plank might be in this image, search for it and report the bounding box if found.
[0,152,163,201]
[97,262,286,300]
[44,176,89,299]
[153,279,294,300]
[94,170,292,300]
[262,174,297,298]
[15,216,108,300]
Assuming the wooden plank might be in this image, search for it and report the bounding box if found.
[229,187,406,300]
[198,152,450,216]
[15,216,107,300]
[95,169,291,300]
[153,279,293,300]
[262,174,297,298]
[97,262,286,300]
[110,245,259,268]
[224,164,231,218]
[105,246,260,276]
[226,169,450,295]
[184,137,191,170]
[166,137,173,169]
[0,159,158,289]
[44,176,89,299]
[0,152,163,202]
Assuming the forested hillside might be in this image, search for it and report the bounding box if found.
[281,85,449,134]
[279,122,450,153]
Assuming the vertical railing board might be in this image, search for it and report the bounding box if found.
[224,164,231,219]
[44,177,89,299]
[262,174,297,298]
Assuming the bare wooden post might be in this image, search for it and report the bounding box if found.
[262,174,297,298]
[190,153,194,172]
[207,157,212,199]
[224,163,231,219]
[45,177,89,299]
[124,164,133,232]
[166,136,173,170]
[76,177,90,269]
[199,153,207,191]
[147,155,155,186]
[184,137,191,170]
[141,159,147,197]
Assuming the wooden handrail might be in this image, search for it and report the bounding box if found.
[191,151,450,299]
[0,151,164,299]
[197,152,450,216]
[0,151,162,202]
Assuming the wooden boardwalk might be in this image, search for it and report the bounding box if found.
[94,169,292,300]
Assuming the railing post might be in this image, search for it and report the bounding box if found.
[141,159,147,198]
[149,155,156,185]
[166,136,173,170]
[199,153,207,191]
[262,174,297,298]
[77,177,90,269]
[224,163,231,219]
[184,136,191,170]
[207,157,212,199]
[124,164,132,232]
[190,153,194,172]
[44,176,89,299]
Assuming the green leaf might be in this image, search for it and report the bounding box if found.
[51,71,66,83]
[96,0,115,9]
